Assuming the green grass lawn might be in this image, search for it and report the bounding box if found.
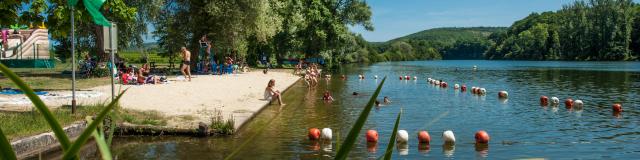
[0,104,168,141]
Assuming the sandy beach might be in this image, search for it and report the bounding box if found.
[1,70,300,130]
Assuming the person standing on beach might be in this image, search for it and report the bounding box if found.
[180,47,192,81]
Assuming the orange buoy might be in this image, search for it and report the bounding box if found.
[474,130,490,144]
[565,98,573,108]
[308,128,321,140]
[417,131,431,144]
[612,103,622,112]
[366,130,379,142]
[540,96,549,106]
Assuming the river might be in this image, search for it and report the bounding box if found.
[42,60,640,159]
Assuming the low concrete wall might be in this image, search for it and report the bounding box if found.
[10,122,86,159]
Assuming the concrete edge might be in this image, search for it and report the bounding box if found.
[10,121,87,159]
[233,77,302,131]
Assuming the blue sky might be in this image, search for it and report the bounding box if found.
[350,0,583,42]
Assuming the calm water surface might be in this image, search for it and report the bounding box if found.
[53,60,640,159]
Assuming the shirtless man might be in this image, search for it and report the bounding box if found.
[180,47,192,81]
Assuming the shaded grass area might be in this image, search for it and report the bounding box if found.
[1,62,112,90]
[0,76,111,90]
[0,104,166,141]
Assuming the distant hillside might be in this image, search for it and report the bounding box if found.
[372,27,507,60]
[387,27,506,44]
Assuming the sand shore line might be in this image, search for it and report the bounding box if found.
[1,70,301,131]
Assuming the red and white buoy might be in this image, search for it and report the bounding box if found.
[399,76,403,80]
[366,130,379,142]
[405,76,410,80]
[471,87,478,94]
[612,103,623,112]
[308,128,321,140]
[417,131,431,144]
[565,98,573,108]
[498,91,508,98]
[540,96,549,106]
[474,130,490,144]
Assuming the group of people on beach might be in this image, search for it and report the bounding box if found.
[118,60,165,85]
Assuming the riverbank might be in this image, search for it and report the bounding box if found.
[94,70,300,130]
[2,70,300,130]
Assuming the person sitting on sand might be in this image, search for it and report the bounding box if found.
[265,79,285,105]
[323,91,334,101]
[137,69,160,84]
[384,96,392,104]
[140,63,151,76]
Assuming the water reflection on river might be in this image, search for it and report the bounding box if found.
[49,60,640,159]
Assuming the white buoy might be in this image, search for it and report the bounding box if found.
[442,130,455,144]
[454,84,460,89]
[413,76,418,80]
[396,130,409,143]
[479,88,487,95]
[435,81,441,85]
[374,75,378,79]
[551,97,560,105]
[573,100,584,109]
[321,128,332,140]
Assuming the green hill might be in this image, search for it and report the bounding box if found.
[372,27,507,60]
[388,27,506,44]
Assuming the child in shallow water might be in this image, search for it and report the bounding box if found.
[323,91,334,101]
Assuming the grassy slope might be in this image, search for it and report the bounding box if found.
[385,27,507,44]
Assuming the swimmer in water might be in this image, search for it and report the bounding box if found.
[383,96,391,104]
[323,90,334,101]
[375,100,381,107]
[352,92,359,96]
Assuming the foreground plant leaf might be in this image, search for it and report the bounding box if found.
[62,90,127,159]
[382,110,402,160]
[86,117,113,160]
[0,127,17,160]
[0,64,71,149]
[334,77,386,160]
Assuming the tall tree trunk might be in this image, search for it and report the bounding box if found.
[95,25,107,62]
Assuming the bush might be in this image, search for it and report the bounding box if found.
[92,68,111,78]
